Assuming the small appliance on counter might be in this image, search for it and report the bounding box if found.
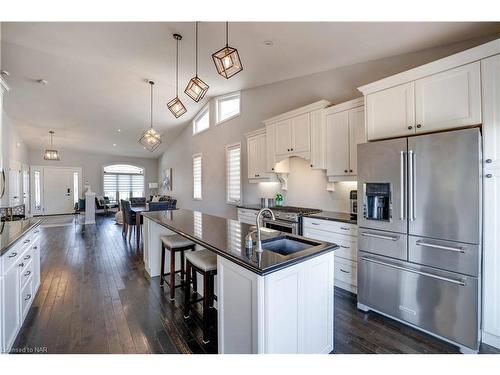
[260,197,275,208]
[349,190,357,220]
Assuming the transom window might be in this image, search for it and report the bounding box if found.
[216,92,240,124]
[103,164,144,202]
[193,154,202,200]
[193,105,210,135]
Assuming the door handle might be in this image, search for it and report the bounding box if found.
[361,256,466,286]
[8,252,18,258]
[361,232,399,241]
[415,240,465,253]
[340,268,350,274]
[400,150,406,220]
[408,150,415,221]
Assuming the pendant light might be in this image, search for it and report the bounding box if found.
[167,33,187,118]
[184,22,209,102]
[212,22,243,79]
[43,130,60,161]
[139,80,162,152]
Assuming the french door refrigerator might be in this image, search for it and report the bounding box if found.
[356,128,482,353]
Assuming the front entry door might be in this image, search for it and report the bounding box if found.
[42,167,80,215]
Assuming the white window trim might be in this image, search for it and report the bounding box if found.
[215,91,241,126]
[225,142,242,205]
[193,153,203,201]
[192,104,210,135]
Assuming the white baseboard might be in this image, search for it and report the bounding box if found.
[482,331,500,349]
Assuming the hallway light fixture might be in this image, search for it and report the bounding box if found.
[212,22,243,79]
[167,34,187,118]
[43,130,60,161]
[184,22,209,102]
[139,80,162,152]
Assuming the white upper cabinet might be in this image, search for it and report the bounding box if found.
[246,129,269,180]
[290,113,311,154]
[325,98,365,179]
[415,62,481,133]
[310,109,327,170]
[366,82,415,141]
[264,100,330,166]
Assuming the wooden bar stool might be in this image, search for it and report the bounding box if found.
[183,249,217,344]
[160,234,197,300]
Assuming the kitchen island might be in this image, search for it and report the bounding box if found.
[141,209,338,354]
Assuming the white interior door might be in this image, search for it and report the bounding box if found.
[38,166,82,215]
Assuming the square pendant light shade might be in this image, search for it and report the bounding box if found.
[212,46,243,79]
[184,76,209,102]
[167,97,187,118]
[43,149,60,161]
[139,127,162,152]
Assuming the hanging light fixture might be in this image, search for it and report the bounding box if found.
[139,80,162,152]
[167,33,187,118]
[212,22,243,79]
[184,22,209,102]
[43,130,60,161]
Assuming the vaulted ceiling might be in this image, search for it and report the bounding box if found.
[2,22,499,158]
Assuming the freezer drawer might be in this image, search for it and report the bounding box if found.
[358,228,407,260]
[358,252,479,350]
[409,236,480,277]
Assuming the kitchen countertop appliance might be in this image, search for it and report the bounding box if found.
[263,206,322,235]
[357,128,482,354]
[349,190,357,220]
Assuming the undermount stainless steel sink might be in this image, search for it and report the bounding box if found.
[260,235,321,256]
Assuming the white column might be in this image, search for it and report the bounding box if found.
[85,191,96,224]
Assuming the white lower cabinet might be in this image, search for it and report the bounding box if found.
[217,251,334,354]
[237,208,259,225]
[303,217,358,294]
[0,226,41,354]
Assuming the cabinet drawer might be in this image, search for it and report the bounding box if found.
[335,258,357,287]
[21,258,34,289]
[21,278,34,320]
[303,218,357,237]
[1,236,33,275]
[303,227,357,261]
[358,228,407,260]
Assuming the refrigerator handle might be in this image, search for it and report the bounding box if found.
[400,151,406,221]
[408,150,415,221]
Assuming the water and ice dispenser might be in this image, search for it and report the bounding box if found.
[363,183,391,221]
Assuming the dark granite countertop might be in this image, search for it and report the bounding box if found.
[236,204,262,210]
[306,211,357,225]
[142,209,338,275]
[0,218,42,257]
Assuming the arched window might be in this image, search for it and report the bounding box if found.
[103,164,145,202]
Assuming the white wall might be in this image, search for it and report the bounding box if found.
[1,110,30,206]
[28,148,158,199]
[159,37,492,218]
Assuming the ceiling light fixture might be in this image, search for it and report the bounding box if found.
[184,22,209,103]
[139,80,162,152]
[43,130,60,161]
[167,34,187,118]
[212,22,243,79]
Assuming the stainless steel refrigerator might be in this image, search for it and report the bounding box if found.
[356,128,482,353]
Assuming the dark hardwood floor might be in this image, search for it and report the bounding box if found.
[11,215,499,354]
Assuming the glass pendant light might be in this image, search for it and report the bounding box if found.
[184,22,209,102]
[43,130,60,161]
[212,22,243,79]
[139,80,162,152]
[167,33,187,118]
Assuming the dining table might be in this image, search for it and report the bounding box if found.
[130,205,149,247]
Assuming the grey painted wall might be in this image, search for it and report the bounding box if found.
[158,37,494,218]
[29,148,158,199]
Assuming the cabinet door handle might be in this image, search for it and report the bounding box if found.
[24,255,31,260]
[340,227,350,231]
[310,222,320,226]
[34,230,40,234]
[291,148,294,151]
[340,268,350,274]
[25,294,32,301]
[24,239,31,244]
[33,246,38,250]
[486,174,493,178]
[361,232,399,241]
[24,270,31,277]
[485,159,492,164]
[416,124,422,129]
[408,125,413,130]
[340,245,350,249]
[18,262,25,268]
[349,169,353,173]
[8,252,18,258]
[344,169,348,173]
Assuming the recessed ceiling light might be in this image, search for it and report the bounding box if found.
[117,129,121,132]
[113,143,116,147]
[37,79,48,85]
[263,41,274,46]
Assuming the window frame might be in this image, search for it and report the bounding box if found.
[192,153,203,201]
[102,163,145,203]
[192,104,210,135]
[215,91,241,125]
[225,142,242,205]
